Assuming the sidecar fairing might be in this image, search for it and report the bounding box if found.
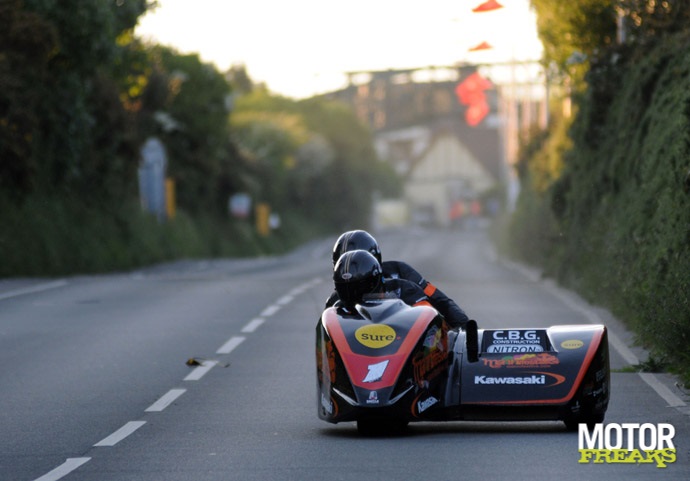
[315,297,609,432]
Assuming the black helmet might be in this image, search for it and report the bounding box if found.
[332,230,381,265]
[333,250,383,307]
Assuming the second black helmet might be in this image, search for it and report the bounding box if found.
[332,230,381,265]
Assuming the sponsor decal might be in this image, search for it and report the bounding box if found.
[487,345,544,353]
[417,396,439,414]
[316,338,337,383]
[578,423,676,468]
[413,349,448,386]
[561,339,584,349]
[363,360,389,383]
[423,326,440,349]
[486,330,546,353]
[482,353,560,369]
[473,371,565,386]
[355,324,397,348]
[366,391,379,404]
[491,330,540,342]
[321,393,334,415]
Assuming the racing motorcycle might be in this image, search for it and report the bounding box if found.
[315,296,610,434]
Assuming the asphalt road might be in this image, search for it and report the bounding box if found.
[1,226,688,480]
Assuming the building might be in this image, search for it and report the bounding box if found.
[324,66,507,227]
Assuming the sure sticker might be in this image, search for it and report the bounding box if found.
[561,339,584,349]
[355,324,396,348]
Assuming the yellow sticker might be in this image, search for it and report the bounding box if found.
[561,339,584,349]
[355,324,397,349]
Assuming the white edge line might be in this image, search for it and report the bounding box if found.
[0,280,68,301]
[638,373,686,408]
[184,360,217,381]
[33,457,91,481]
[145,388,186,412]
[94,421,146,447]
[606,330,639,366]
[503,258,687,409]
[216,336,246,354]
[241,319,265,334]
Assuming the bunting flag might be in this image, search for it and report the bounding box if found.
[468,41,493,52]
[472,0,504,13]
[455,72,494,126]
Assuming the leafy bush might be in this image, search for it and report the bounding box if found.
[508,32,690,382]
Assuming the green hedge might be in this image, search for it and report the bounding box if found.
[506,33,690,382]
[0,195,325,277]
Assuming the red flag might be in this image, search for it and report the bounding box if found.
[468,41,493,52]
[455,72,493,126]
[455,72,493,105]
[472,0,504,13]
[465,102,490,127]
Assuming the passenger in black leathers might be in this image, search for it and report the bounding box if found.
[328,230,469,329]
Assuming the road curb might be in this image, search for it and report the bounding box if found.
[494,253,690,416]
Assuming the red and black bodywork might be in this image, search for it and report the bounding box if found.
[316,298,609,432]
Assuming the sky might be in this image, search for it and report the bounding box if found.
[135,0,543,99]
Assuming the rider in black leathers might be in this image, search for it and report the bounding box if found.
[328,230,469,329]
[331,250,431,313]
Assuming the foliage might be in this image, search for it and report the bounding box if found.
[0,1,397,276]
[231,90,402,231]
[231,107,310,206]
[509,23,690,380]
[619,0,690,40]
[0,0,152,201]
[0,192,299,276]
[506,116,569,268]
[552,35,690,374]
[141,46,244,216]
[296,97,402,229]
[531,0,690,88]
[531,0,618,85]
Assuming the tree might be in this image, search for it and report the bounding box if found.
[230,90,401,230]
[0,0,153,201]
[531,0,618,84]
[0,0,57,197]
[141,46,241,215]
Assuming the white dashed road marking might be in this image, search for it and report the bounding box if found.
[276,295,294,305]
[33,277,323,480]
[33,457,91,481]
[183,360,217,381]
[145,388,187,412]
[93,421,146,447]
[241,318,265,333]
[260,304,281,317]
[216,335,246,354]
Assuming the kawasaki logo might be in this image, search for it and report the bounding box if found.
[475,375,546,385]
[473,372,566,386]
